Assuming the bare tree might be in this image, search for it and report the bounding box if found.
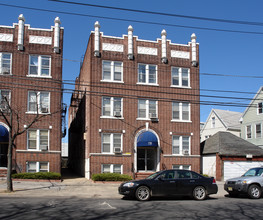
[0,93,61,192]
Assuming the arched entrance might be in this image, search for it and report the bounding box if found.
[135,130,160,172]
[0,124,9,168]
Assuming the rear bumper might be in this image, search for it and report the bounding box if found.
[207,184,218,195]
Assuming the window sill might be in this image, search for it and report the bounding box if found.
[100,80,124,84]
[136,118,151,121]
[170,85,191,89]
[136,83,159,87]
[27,75,52,78]
[26,112,50,115]
[171,120,192,123]
[100,116,124,119]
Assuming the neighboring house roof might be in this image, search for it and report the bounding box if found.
[241,86,263,120]
[201,109,242,134]
[201,131,263,156]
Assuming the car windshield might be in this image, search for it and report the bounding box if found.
[242,168,263,177]
[146,171,162,179]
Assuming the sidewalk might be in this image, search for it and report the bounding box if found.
[0,177,226,199]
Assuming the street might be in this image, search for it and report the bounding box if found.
[0,196,262,220]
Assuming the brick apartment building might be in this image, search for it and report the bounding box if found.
[68,22,200,179]
[0,15,65,176]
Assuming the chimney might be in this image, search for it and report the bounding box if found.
[191,33,198,67]
[161,29,167,64]
[17,14,25,51]
[128,25,134,60]
[54,17,61,53]
[94,21,100,57]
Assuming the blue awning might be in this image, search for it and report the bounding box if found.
[0,125,9,142]
[137,131,158,147]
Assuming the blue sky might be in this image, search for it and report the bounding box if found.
[0,0,262,142]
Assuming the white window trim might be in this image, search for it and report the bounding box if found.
[255,123,262,139]
[137,99,158,120]
[172,136,191,156]
[137,63,158,86]
[246,125,252,139]
[101,164,123,174]
[171,102,191,122]
[0,52,12,75]
[172,165,191,170]
[101,60,123,83]
[26,161,49,173]
[258,102,263,115]
[28,55,51,77]
[27,91,50,114]
[101,96,123,119]
[171,67,190,88]
[101,133,123,154]
[27,129,50,151]
[0,89,11,109]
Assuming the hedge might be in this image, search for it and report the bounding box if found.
[12,172,61,180]
[91,173,132,181]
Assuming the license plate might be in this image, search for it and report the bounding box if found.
[228,187,233,191]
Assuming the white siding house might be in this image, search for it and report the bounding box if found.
[200,109,242,142]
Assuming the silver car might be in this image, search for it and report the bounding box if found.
[224,167,263,199]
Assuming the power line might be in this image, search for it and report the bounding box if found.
[1,2,263,35]
[1,80,258,108]
[49,0,263,27]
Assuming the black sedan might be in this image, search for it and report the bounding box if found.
[119,169,218,201]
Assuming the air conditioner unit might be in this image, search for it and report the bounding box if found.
[113,147,122,153]
[183,150,189,155]
[114,111,121,117]
[149,113,157,119]
[40,145,48,151]
[1,68,10,75]
[41,107,49,113]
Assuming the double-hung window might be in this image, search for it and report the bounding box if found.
[138,64,157,85]
[29,55,51,77]
[246,125,252,139]
[102,164,122,174]
[101,133,122,153]
[258,102,263,114]
[172,102,190,121]
[0,53,12,75]
[102,97,122,117]
[28,91,50,114]
[172,136,190,155]
[102,61,123,82]
[256,123,262,139]
[171,67,190,87]
[27,129,49,151]
[138,99,157,119]
[27,161,49,173]
[0,89,11,111]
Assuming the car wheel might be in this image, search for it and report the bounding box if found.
[193,186,207,200]
[135,186,151,201]
[248,184,261,199]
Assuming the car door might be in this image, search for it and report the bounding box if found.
[175,170,195,195]
[151,170,178,196]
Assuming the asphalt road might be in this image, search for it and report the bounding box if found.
[0,196,262,220]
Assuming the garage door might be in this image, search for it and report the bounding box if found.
[224,161,263,181]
